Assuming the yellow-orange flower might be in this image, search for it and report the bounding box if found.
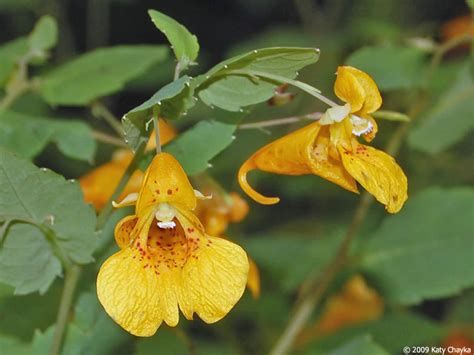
[238,66,408,213]
[194,182,260,298]
[80,119,176,210]
[96,153,249,336]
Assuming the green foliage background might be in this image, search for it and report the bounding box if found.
[0,0,473,354]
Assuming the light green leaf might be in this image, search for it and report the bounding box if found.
[360,187,474,305]
[307,313,444,354]
[0,150,97,294]
[28,15,58,54]
[0,110,96,161]
[372,110,410,122]
[326,335,389,355]
[164,120,236,175]
[0,38,28,86]
[408,64,474,154]
[39,45,168,105]
[123,75,194,150]
[195,47,320,111]
[467,0,474,10]
[346,45,428,90]
[148,9,199,68]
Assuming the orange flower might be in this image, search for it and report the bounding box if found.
[297,275,384,345]
[79,119,176,210]
[238,66,408,213]
[441,15,474,44]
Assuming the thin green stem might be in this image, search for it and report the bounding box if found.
[50,265,81,355]
[90,101,124,137]
[153,110,162,154]
[96,141,147,230]
[174,61,182,81]
[224,69,338,108]
[238,112,322,130]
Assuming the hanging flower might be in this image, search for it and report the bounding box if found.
[96,153,249,337]
[297,275,384,346]
[79,119,176,211]
[194,180,260,298]
[238,66,407,213]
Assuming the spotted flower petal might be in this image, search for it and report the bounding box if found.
[136,153,197,215]
[338,141,408,213]
[176,210,248,323]
[97,247,164,336]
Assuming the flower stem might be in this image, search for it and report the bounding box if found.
[238,112,321,130]
[50,265,81,355]
[153,110,162,154]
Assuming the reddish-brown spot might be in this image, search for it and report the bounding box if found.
[156,189,160,194]
[167,189,173,195]
[175,187,179,191]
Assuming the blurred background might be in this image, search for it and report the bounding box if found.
[0,0,473,354]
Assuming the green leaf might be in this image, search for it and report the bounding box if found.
[359,187,474,305]
[0,110,96,161]
[164,120,236,175]
[244,232,343,292]
[307,313,444,354]
[346,45,428,90]
[326,335,389,355]
[372,110,410,122]
[0,282,61,339]
[0,150,97,294]
[122,75,194,150]
[0,38,28,86]
[467,0,474,10]
[195,47,320,111]
[148,9,199,69]
[39,45,169,105]
[408,64,474,154]
[28,15,58,54]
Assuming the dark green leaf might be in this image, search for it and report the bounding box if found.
[164,120,236,175]
[39,45,168,105]
[28,15,58,54]
[0,150,97,294]
[148,9,199,68]
[123,75,194,150]
[408,64,474,154]
[195,47,320,111]
[360,187,474,305]
[326,335,389,355]
[0,110,96,161]
[346,45,428,90]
